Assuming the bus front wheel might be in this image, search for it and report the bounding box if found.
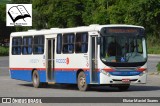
[77,71,89,91]
[32,70,41,88]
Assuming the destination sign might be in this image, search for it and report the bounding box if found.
[108,28,138,33]
[101,27,145,35]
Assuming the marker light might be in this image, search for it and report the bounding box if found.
[137,67,147,76]
[137,68,147,72]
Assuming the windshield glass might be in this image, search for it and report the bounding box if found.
[100,27,147,66]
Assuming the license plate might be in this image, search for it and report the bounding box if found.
[122,79,130,82]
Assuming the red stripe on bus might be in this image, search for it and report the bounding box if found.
[103,68,115,72]
[9,68,45,71]
[9,68,90,71]
[10,68,115,72]
[53,68,89,71]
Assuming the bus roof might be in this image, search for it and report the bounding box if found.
[10,24,144,37]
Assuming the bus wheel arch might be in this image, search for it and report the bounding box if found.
[76,69,83,81]
[77,69,89,91]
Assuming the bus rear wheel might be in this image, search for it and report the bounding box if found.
[32,70,41,88]
[77,72,89,91]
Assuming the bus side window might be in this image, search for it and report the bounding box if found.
[22,36,33,55]
[33,35,44,54]
[12,37,22,55]
[68,44,74,53]
[63,33,75,54]
[75,32,88,53]
[56,34,62,54]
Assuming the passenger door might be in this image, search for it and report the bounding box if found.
[46,39,55,82]
[90,36,98,83]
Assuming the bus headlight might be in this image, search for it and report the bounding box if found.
[100,70,110,76]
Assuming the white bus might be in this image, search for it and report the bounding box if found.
[9,24,147,91]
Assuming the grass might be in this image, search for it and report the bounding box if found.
[156,62,160,72]
[0,46,9,56]
[147,45,160,54]
[147,34,160,54]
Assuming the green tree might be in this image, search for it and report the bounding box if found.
[82,0,116,25]
[11,0,31,4]
[0,4,5,23]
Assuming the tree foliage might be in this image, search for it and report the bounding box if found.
[0,0,160,40]
[0,4,5,23]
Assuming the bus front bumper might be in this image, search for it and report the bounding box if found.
[99,72,147,84]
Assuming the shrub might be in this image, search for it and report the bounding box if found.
[0,46,9,56]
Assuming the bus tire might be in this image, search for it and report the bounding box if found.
[32,70,41,88]
[77,71,89,91]
[118,84,130,91]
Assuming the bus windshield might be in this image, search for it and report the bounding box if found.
[100,27,147,67]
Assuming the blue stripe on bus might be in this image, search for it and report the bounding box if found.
[10,70,32,82]
[54,71,90,84]
[109,71,142,76]
[38,71,46,82]
[10,69,91,84]
[10,70,46,82]
[11,69,140,84]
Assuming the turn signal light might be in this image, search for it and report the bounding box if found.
[137,68,147,72]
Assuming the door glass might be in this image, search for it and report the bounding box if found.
[47,40,52,81]
[52,40,55,80]
[91,37,97,82]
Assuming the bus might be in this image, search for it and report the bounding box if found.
[9,24,147,91]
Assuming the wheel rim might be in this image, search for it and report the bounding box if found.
[79,76,86,87]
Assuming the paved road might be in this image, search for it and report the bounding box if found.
[148,55,160,72]
[0,56,9,76]
[0,75,160,97]
[0,56,160,106]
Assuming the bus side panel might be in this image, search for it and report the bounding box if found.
[10,70,32,82]
[55,71,77,84]
[54,70,90,84]
[85,71,90,84]
[10,70,47,82]
[38,71,46,82]
[98,72,100,84]
[10,54,46,82]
